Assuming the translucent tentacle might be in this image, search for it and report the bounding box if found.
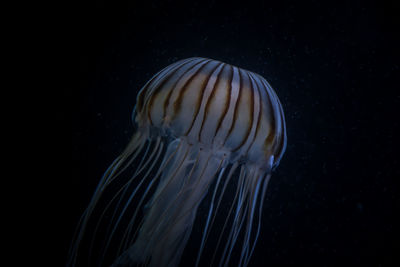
[195,165,226,267]
[210,165,246,267]
[244,173,271,267]
[202,162,239,250]
[221,168,254,267]
[88,137,156,262]
[112,144,227,267]
[98,137,164,265]
[67,132,145,267]
[239,169,263,267]
[120,140,183,253]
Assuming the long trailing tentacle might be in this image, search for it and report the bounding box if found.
[154,151,227,267]
[150,152,215,264]
[114,144,229,267]
[195,163,227,267]
[70,131,274,267]
[161,152,227,239]
[221,168,255,267]
[144,142,192,238]
[141,145,201,258]
[120,140,184,253]
[207,165,267,267]
[198,161,240,265]
[67,132,145,267]
[98,137,164,266]
[210,165,246,267]
[121,145,200,259]
[244,173,271,267]
[110,140,192,265]
[88,137,157,262]
[239,168,263,267]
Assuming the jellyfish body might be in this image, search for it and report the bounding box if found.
[68,57,286,267]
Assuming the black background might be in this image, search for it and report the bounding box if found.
[57,0,398,266]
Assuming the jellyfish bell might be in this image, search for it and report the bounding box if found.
[68,57,287,267]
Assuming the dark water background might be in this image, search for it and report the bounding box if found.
[56,0,398,266]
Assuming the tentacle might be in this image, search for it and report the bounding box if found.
[146,146,202,238]
[70,131,275,267]
[223,200,249,267]
[221,168,255,267]
[120,140,184,253]
[88,137,157,262]
[210,165,246,267]
[111,140,192,265]
[150,153,216,266]
[113,144,227,267]
[67,132,145,267]
[244,173,271,267]
[203,161,239,249]
[195,164,226,267]
[239,168,263,267]
[98,137,164,265]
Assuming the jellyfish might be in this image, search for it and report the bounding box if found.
[68,57,286,267]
